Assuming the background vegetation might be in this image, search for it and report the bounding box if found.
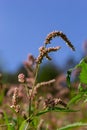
[0,34,87,130]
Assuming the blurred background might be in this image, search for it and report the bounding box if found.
[0,0,87,83]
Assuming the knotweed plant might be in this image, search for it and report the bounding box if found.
[10,31,75,129]
[9,31,77,130]
[2,31,87,130]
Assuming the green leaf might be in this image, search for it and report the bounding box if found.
[76,57,87,84]
[58,122,87,130]
[79,62,87,84]
[4,112,14,130]
[19,120,29,130]
[78,83,84,92]
[66,57,87,88]
[68,93,84,106]
[36,107,78,116]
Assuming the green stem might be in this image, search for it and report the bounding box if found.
[30,64,40,112]
[26,64,40,130]
[31,63,40,97]
[0,123,12,127]
[17,113,19,130]
[28,89,31,117]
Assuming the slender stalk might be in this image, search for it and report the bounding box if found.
[29,63,40,114]
[26,63,40,130]
[17,113,20,130]
[0,123,12,127]
[31,63,40,96]
[23,84,31,117]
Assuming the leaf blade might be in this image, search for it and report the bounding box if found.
[58,122,87,130]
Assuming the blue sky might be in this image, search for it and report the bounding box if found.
[0,0,87,72]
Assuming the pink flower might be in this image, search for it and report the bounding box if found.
[18,73,25,83]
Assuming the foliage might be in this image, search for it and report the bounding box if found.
[0,31,87,130]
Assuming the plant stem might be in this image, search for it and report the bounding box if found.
[0,123,12,127]
[28,89,31,117]
[30,64,40,112]
[34,64,40,87]
[27,64,40,130]
[17,113,19,130]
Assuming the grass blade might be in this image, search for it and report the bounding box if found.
[19,120,29,130]
[36,107,78,116]
[68,93,84,106]
[58,122,87,130]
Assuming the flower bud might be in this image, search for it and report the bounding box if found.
[18,73,25,83]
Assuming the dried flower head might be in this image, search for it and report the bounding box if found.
[15,105,20,113]
[44,97,67,109]
[12,88,18,106]
[36,79,56,89]
[10,88,20,113]
[36,46,60,64]
[44,31,75,51]
[18,73,25,83]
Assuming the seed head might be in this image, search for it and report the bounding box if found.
[44,31,75,51]
[10,88,20,113]
[36,46,60,64]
